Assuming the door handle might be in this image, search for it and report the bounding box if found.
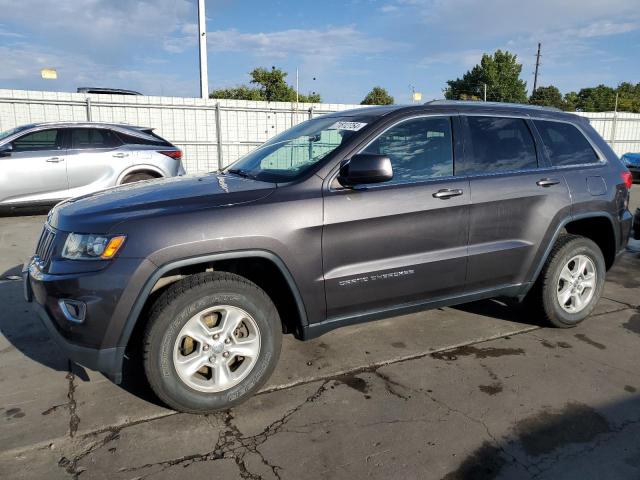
[433,188,464,199]
[46,157,63,163]
[112,152,129,158]
[536,178,560,187]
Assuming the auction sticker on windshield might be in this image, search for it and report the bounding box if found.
[329,121,368,131]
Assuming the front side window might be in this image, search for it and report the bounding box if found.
[12,129,63,152]
[71,128,121,149]
[533,120,599,166]
[362,116,453,184]
[225,114,375,182]
[461,116,537,174]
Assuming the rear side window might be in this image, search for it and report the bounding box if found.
[117,131,171,146]
[461,116,537,174]
[362,116,453,184]
[533,120,599,166]
[71,129,121,149]
[12,129,63,152]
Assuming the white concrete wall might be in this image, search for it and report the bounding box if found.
[1,89,639,174]
[0,89,361,173]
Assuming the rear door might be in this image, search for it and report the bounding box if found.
[0,128,68,204]
[460,115,572,291]
[65,128,130,197]
[322,115,470,319]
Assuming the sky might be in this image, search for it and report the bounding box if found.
[0,0,639,104]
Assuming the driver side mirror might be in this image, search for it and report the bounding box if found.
[0,143,13,157]
[337,154,393,187]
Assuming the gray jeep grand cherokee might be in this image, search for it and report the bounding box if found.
[24,101,633,412]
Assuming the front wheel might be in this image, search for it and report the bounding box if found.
[143,272,282,413]
[529,234,606,328]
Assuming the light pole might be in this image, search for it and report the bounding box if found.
[198,0,209,99]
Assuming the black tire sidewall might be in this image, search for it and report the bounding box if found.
[543,239,606,327]
[145,277,281,412]
[123,173,154,184]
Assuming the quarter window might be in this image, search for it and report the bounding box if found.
[362,116,453,184]
[533,120,599,166]
[462,116,537,174]
[71,129,121,149]
[12,129,63,152]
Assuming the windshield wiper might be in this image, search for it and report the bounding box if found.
[227,168,257,180]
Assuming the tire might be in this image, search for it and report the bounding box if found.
[527,234,606,328]
[122,172,155,184]
[143,272,282,413]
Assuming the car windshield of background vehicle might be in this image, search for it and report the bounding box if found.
[0,125,30,143]
[224,115,375,182]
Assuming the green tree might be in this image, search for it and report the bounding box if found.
[210,67,321,103]
[529,85,565,109]
[360,86,394,105]
[444,50,527,103]
[575,85,616,112]
[563,91,579,111]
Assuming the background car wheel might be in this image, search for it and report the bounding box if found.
[528,234,606,328]
[122,172,155,184]
[143,272,282,413]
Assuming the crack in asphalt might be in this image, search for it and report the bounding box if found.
[42,362,80,438]
[112,381,330,480]
[528,415,640,479]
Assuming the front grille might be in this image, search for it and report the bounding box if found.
[35,224,57,267]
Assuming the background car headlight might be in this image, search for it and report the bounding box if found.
[62,233,126,260]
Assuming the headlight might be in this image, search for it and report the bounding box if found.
[62,233,126,260]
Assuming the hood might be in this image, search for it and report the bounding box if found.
[49,173,276,233]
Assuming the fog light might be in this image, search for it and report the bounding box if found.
[58,299,87,323]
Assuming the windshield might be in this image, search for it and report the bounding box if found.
[0,125,30,143]
[224,115,374,182]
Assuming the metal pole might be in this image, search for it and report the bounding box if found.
[483,84,487,102]
[198,0,209,99]
[86,97,92,121]
[611,92,619,145]
[533,42,541,93]
[296,68,299,107]
[215,103,224,168]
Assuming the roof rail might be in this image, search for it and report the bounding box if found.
[424,99,563,112]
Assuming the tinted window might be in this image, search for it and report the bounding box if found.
[362,116,453,184]
[71,128,121,149]
[12,129,62,152]
[462,116,537,174]
[533,120,598,166]
[117,131,170,146]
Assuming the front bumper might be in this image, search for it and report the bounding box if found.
[23,256,155,383]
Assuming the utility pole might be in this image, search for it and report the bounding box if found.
[483,83,487,102]
[198,0,209,99]
[533,42,541,94]
[296,68,299,107]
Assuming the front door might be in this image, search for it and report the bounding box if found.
[0,128,68,204]
[322,115,470,319]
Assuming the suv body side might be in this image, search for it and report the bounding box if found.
[0,123,184,205]
[23,104,633,384]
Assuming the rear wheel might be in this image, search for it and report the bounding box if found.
[527,234,605,328]
[143,272,282,413]
[122,172,155,184]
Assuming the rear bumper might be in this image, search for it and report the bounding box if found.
[633,208,640,241]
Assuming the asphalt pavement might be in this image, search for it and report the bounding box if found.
[0,187,638,479]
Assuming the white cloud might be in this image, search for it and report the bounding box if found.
[205,26,403,63]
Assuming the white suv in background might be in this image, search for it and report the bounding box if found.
[0,122,185,206]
